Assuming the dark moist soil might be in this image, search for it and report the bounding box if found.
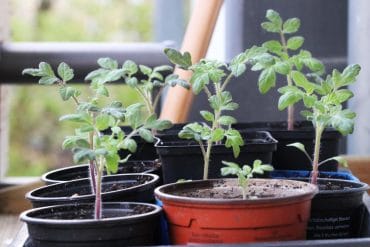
[172,179,312,200]
[69,175,152,198]
[34,204,153,220]
[117,160,161,174]
[317,180,358,191]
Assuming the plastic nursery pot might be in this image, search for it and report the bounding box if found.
[270,170,360,182]
[233,121,341,171]
[155,131,277,184]
[27,174,159,208]
[20,202,162,247]
[306,178,369,240]
[155,178,318,244]
[41,160,162,184]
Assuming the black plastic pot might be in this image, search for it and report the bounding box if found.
[41,160,162,184]
[20,202,162,247]
[233,121,341,171]
[155,131,277,184]
[27,174,159,208]
[306,179,369,240]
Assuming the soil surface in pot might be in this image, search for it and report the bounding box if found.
[33,204,154,220]
[171,179,315,200]
[45,175,152,198]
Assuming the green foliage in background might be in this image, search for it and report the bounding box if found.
[8,0,152,176]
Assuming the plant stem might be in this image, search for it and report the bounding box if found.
[220,73,234,92]
[311,125,324,185]
[89,129,97,193]
[280,32,295,131]
[95,156,104,220]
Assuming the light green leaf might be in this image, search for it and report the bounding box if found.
[211,128,225,142]
[122,60,138,75]
[258,68,276,94]
[287,36,304,50]
[200,110,214,122]
[57,62,74,82]
[218,115,237,126]
[164,48,192,69]
[96,114,111,131]
[98,57,118,70]
[139,65,152,76]
[283,18,300,33]
[139,128,154,143]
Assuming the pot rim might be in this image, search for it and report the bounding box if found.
[27,173,159,202]
[296,177,369,194]
[155,178,318,205]
[154,130,278,148]
[20,202,162,225]
[41,160,159,184]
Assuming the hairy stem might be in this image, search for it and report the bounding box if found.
[280,32,295,130]
[220,73,234,92]
[311,125,324,185]
[95,156,104,220]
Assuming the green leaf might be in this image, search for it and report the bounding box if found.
[287,142,307,153]
[339,64,361,87]
[22,68,43,77]
[122,60,138,75]
[225,129,244,158]
[59,113,91,124]
[105,153,120,174]
[191,73,209,95]
[258,68,276,94]
[283,18,300,33]
[287,36,304,50]
[304,58,325,74]
[97,57,118,70]
[62,136,89,150]
[139,65,152,76]
[200,110,214,122]
[333,89,354,104]
[59,86,78,101]
[139,128,154,143]
[165,74,191,89]
[154,65,173,72]
[121,138,137,153]
[218,116,237,126]
[266,9,282,27]
[277,87,303,111]
[221,161,240,176]
[164,48,192,69]
[39,76,59,85]
[274,61,290,75]
[211,128,225,142]
[57,62,74,82]
[302,95,316,108]
[329,109,356,135]
[96,114,111,131]
[262,40,282,54]
[291,71,316,93]
[328,156,348,168]
[229,61,246,77]
[39,62,56,77]
[73,148,96,163]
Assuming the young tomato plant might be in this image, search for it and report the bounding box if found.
[85,57,190,118]
[221,160,273,199]
[280,64,361,184]
[164,47,264,180]
[252,9,324,130]
[22,60,173,219]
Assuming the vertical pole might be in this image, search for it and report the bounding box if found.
[348,0,370,154]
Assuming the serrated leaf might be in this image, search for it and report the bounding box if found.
[211,128,225,142]
[57,62,74,82]
[287,36,304,50]
[139,65,152,76]
[303,95,316,108]
[122,138,137,153]
[39,62,55,77]
[22,68,43,77]
[39,76,59,85]
[98,57,118,70]
[164,48,192,69]
[278,91,302,110]
[200,111,214,122]
[59,113,91,123]
[258,68,276,94]
[105,153,120,174]
[262,40,282,54]
[340,64,361,87]
[291,71,316,93]
[304,58,324,74]
[266,9,282,27]
[59,86,77,101]
[139,128,154,143]
[96,114,111,131]
[283,18,300,33]
[122,60,138,75]
[330,109,356,135]
[218,115,237,126]
[191,73,208,94]
[274,61,290,75]
[333,89,353,104]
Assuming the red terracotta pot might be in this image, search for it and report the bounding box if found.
[155,179,317,244]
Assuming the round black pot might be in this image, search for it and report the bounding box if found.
[102,124,187,162]
[27,174,159,208]
[233,121,341,171]
[155,131,277,184]
[20,202,162,247]
[292,178,368,240]
[41,160,162,184]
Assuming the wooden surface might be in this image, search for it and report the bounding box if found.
[160,0,224,123]
[344,155,370,192]
[0,180,44,214]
